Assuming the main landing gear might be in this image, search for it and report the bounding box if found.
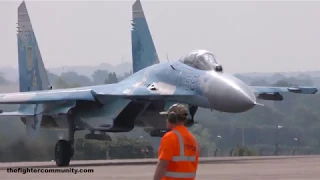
[54,115,75,167]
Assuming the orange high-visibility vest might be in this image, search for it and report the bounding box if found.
[160,126,199,180]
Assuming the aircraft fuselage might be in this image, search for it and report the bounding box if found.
[31,60,257,132]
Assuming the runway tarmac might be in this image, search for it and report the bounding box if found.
[1,155,320,179]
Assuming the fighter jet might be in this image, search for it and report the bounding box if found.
[0,1,316,167]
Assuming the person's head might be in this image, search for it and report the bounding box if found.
[159,104,189,129]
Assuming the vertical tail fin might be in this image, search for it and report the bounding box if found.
[17,1,47,138]
[131,0,159,73]
[17,1,50,92]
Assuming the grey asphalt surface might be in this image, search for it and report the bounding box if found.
[1,155,320,179]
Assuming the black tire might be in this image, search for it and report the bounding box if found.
[55,139,72,167]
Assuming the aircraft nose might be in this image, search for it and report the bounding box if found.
[231,88,256,112]
[205,74,256,113]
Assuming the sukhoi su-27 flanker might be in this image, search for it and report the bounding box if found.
[0,1,317,166]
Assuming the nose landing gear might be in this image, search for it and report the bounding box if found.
[185,105,198,127]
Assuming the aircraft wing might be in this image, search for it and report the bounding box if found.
[251,86,318,101]
[0,82,316,104]
[0,82,194,104]
[0,111,34,116]
[93,84,195,103]
[0,88,96,104]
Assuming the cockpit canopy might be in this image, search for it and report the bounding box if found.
[179,50,223,72]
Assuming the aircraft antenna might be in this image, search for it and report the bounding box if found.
[166,53,169,62]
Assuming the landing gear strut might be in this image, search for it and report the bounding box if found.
[54,115,75,167]
[185,105,198,127]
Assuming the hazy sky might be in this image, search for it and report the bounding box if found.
[1,0,320,73]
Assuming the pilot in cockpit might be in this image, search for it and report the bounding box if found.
[180,50,223,72]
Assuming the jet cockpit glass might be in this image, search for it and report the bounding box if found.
[179,50,223,72]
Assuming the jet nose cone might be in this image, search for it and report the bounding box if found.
[232,89,256,112]
[205,73,256,113]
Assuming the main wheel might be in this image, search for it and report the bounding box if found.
[55,139,72,167]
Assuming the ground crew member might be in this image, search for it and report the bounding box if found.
[153,104,200,180]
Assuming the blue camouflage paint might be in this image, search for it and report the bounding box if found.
[15,1,51,136]
[131,0,159,73]
[17,37,44,92]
